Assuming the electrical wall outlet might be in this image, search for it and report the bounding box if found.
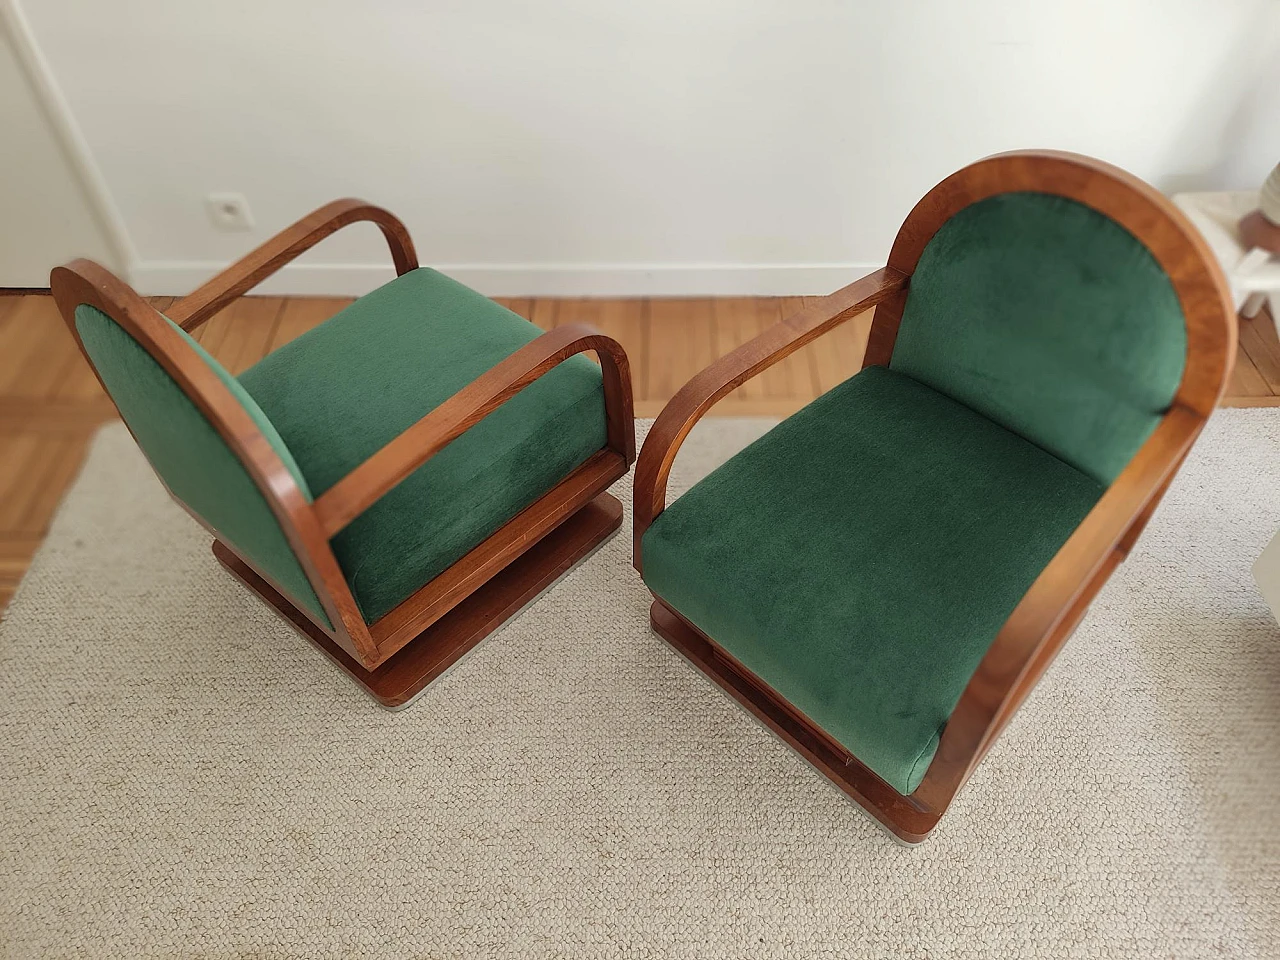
[205,192,255,231]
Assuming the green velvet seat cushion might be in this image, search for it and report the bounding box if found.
[890,191,1186,486]
[75,306,329,625]
[641,366,1103,796]
[238,267,607,624]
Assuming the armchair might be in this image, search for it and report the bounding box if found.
[633,151,1235,841]
[52,200,634,707]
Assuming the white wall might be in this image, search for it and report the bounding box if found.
[0,9,119,285]
[17,0,1280,296]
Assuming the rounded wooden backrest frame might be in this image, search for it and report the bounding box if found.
[866,150,1236,822]
[53,191,638,679]
[869,150,1235,416]
[51,192,637,677]
[50,259,382,666]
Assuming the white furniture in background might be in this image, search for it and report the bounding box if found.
[1253,531,1280,627]
[1174,191,1280,332]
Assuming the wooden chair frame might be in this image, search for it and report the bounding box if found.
[632,151,1236,842]
[51,199,635,708]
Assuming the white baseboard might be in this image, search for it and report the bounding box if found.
[126,260,877,298]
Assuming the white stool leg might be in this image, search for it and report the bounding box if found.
[1254,530,1280,627]
[1242,291,1267,318]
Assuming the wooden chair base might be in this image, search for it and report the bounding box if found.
[649,599,944,843]
[214,492,623,709]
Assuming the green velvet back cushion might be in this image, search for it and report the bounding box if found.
[889,192,1186,485]
[74,305,329,626]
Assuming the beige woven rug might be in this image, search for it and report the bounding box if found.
[1,414,1278,958]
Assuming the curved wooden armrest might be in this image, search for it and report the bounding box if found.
[168,199,418,331]
[631,267,907,568]
[312,322,634,536]
[914,404,1205,811]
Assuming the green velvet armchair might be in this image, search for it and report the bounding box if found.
[51,200,634,708]
[633,151,1236,841]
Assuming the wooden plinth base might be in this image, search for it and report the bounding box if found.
[649,598,943,843]
[214,492,623,709]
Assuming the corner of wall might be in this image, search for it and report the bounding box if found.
[0,0,137,278]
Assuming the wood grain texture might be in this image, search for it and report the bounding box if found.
[632,150,1239,842]
[912,153,1236,832]
[167,199,416,330]
[1238,311,1280,395]
[649,600,940,842]
[0,289,891,619]
[0,285,1271,622]
[313,322,635,536]
[44,200,635,699]
[269,296,354,352]
[368,452,629,659]
[646,299,717,404]
[50,259,375,661]
[194,296,285,373]
[631,268,908,564]
[215,493,623,708]
[1228,345,1273,398]
[873,150,1236,416]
